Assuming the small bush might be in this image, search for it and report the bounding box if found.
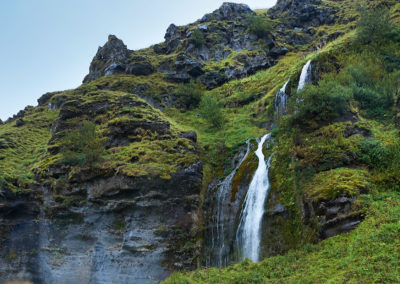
[61,120,106,167]
[358,139,391,169]
[291,75,352,126]
[355,6,393,45]
[344,59,396,119]
[199,94,224,128]
[247,14,273,38]
[191,29,206,47]
[175,81,203,110]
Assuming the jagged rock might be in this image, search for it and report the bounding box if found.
[268,0,336,28]
[83,35,131,83]
[165,24,179,42]
[201,2,254,22]
[201,72,228,89]
[164,24,181,54]
[174,57,205,77]
[126,62,154,76]
[269,46,289,58]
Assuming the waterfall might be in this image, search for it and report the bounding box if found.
[236,134,272,262]
[297,60,312,91]
[210,141,251,267]
[274,79,289,116]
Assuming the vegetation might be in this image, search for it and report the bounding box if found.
[60,120,106,167]
[1,0,400,282]
[246,14,273,38]
[175,81,203,110]
[291,75,352,127]
[355,6,394,45]
[191,29,206,47]
[199,94,224,129]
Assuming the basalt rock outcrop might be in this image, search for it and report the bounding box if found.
[0,89,204,283]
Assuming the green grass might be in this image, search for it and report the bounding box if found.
[0,106,58,193]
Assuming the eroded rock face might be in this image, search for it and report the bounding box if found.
[268,0,336,28]
[0,162,202,283]
[200,2,254,22]
[83,35,132,83]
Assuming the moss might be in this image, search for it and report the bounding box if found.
[0,105,59,192]
[305,168,369,201]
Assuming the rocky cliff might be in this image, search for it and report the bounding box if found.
[1,0,400,283]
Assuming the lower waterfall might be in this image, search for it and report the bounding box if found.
[209,141,251,267]
[236,134,272,262]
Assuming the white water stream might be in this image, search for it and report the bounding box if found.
[275,79,289,115]
[236,134,272,262]
[297,59,312,91]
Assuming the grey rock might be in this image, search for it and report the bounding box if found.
[204,2,254,21]
[83,35,131,83]
[125,62,155,76]
[179,131,197,143]
[269,47,289,58]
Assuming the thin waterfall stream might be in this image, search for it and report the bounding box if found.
[236,134,272,262]
[297,59,312,92]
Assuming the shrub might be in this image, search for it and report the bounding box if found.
[355,6,393,45]
[61,120,106,167]
[246,14,273,38]
[291,75,352,126]
[344,59,396,119]
[191,29,206,47]
[199,94,224,128]
[175,81,203,110]
[358,139,391,170]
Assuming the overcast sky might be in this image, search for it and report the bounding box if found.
[0,0,277,120]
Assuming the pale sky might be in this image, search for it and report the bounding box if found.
[0,0,277,120]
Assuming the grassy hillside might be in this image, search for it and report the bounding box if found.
[164,1,400,282]
[0,0,399,281]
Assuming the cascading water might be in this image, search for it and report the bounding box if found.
[297,59,312,91]
[236,134,272,262]
[274,79,289,116]
[209,141,251,267]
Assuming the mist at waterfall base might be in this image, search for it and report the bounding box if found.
[208,60,312,267]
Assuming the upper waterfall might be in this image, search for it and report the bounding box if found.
[236,134,272,262]
[297,60,312,91]
[275,79,290,116]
